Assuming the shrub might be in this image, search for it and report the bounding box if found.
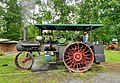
[0,50,4,56]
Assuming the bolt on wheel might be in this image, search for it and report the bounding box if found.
[14,52,34,70]
[63,42,94,72]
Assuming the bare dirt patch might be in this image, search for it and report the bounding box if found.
[101,62,120,73]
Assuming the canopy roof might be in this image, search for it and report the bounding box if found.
[34,24,103,30]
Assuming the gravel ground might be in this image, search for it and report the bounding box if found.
[66,72,120,83]
[32,57,120,83]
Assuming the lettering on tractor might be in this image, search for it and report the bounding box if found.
[14,24,105,72]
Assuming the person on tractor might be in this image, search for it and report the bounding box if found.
[82,31,88,43]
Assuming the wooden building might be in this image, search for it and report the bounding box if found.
[0,39,18,52]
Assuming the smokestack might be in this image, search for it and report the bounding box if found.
[23,27,28,41]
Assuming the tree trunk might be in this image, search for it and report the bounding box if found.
[118,38,120,46]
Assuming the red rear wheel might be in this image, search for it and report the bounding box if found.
[63,42,94,72]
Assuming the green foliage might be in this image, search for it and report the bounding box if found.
[114,23,120,45]
[53,30,82,42]
[0,0,22,40]
[0,0,119,43]
[75,0,120,44]
[27,24,39,41]
[58,38,66,44]
[0,3,6,34]
[35,0,120,44]
[0,50,4,56]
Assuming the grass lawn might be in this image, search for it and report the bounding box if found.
[104,50,120,62]
[0,50,120,83]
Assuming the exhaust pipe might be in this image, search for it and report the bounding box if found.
[23,27,28,41]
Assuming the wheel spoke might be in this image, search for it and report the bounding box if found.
[69,60,74,68]
[81,47,87,53]
[68,48,74,54]
[65,52,73,56]
[77,43,79,52]
[78,44,83,52]
[65,55,73,60]
[73,61,76,68]
[83,54,91,57]
[84,50,90,54]
[66,59,74,65]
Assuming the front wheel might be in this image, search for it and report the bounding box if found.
[14,52,34,70]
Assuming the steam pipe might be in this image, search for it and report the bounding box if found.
[23,27,28,41]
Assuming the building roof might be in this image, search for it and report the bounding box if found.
[0,39,10,42]
[0,39,18,44]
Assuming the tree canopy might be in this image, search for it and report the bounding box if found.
[0,0,120,45]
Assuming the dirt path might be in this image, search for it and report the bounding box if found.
[4,51,18,56]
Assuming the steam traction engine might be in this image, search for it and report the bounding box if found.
[14,24,105,72]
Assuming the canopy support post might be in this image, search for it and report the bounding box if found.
[89,26,93,42]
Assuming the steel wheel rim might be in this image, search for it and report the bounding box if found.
[63,42,94,72]
[14,52,34,70]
